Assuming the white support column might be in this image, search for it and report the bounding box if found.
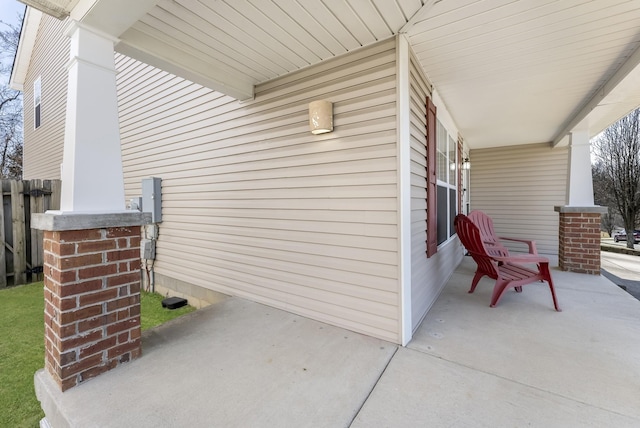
[58,21,126,213]
[566,122,595,206]
[31,22,149,411]
[396,34,412,346]
[556,119,606,274]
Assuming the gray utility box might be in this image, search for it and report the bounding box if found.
[142,177,162,223]
[140,239,156,260]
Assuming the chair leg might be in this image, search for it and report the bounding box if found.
[489,278,510,308]
[547,281,561,311]
[469,271,484,293]
[540,263,561,311]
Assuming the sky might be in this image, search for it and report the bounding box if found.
[0,0,25,27]
[0,0,25,84]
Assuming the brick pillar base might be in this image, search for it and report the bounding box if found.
[34,213,148,391]
[555,206,608,275]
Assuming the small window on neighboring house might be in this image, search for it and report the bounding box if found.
[34,77,41,129]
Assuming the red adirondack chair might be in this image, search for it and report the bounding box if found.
[468,210,538,255]
[455,214,561,311]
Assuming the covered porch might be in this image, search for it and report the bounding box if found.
[11,0,640,410]
[36,257,640,427]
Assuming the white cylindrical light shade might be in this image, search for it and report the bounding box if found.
[309,100,333,134]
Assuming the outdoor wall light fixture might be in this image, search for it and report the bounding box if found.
[451,158,471,170]
[309,100,333,134]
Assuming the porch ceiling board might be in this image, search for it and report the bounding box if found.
[407,0,640,149]
[122,0,422,84]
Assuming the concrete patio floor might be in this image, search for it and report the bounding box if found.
[353,257,640,427]
[37,257,640,427]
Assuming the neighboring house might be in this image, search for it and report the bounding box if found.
[11,1,640,346]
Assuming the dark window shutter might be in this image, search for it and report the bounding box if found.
[35,104,41,129]
[426,96,437,257]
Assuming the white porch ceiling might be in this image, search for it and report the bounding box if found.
[114,0,427,100]
[18,0,640,150]
[407,0,640,148]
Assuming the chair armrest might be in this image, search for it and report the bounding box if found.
[492,254,549,264]
[484,242,510,257]
[486,247,509,257]
[497,236,538,254]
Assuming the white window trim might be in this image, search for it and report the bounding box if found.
[435,115,459,246]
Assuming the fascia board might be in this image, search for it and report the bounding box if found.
[10,7,43,91]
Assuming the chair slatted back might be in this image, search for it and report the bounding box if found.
[455,214,499,280]
[467,210,499,246]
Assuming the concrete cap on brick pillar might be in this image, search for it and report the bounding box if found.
[554,206,608,214]
[32,212,151,232]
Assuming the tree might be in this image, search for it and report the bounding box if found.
[0,15,23,179]
[592,108,640,249]
[592,161,621,237]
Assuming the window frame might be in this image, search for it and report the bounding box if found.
[426,95,460,258]
[34,76,41,129]
[435,118,458,245]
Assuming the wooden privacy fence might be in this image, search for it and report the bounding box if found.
[0,179,61,288]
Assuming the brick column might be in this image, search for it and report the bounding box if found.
[555,206,607,275]
[33,213,149,391]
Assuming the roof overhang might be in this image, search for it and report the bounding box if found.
[17,0,71,19]
[9,6,42,91]
[12,0,640,149]
[552,43,640,146]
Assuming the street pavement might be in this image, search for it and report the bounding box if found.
[600,239,640,299]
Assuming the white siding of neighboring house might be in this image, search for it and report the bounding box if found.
[408,52,464,331]
[116,38,402,342]
[22,15,68,180]
[470,143,569,255]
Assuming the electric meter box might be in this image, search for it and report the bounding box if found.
[142,177,162,223]
[140,239,156,260]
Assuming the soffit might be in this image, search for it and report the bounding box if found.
[407,0,640,149]
[18,0,80,19]
[113,0,426,100]
[17,0,640,149]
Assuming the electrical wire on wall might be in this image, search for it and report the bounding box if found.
[142,223,158,293]
[136,177,162,293]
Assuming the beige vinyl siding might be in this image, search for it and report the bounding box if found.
[470,143,569,255]
[408,51,463,330]
[117,39,401,342]
[23,15,68,180]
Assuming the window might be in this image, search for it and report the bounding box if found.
[435,119,457,245]
[426,97,461,257]
[34,77,41,129]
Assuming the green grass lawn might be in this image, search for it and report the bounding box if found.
[140,290,195,330]
[0,282,195,428]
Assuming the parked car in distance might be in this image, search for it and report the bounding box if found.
[613,230,640,243]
